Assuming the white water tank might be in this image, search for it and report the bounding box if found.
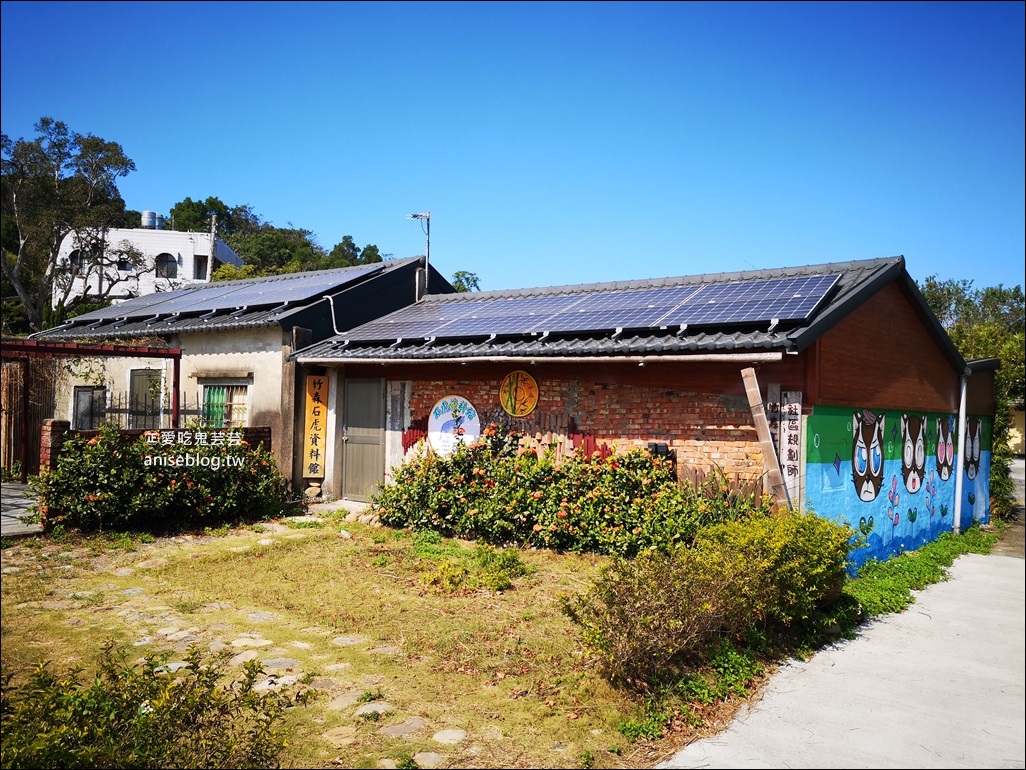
[141,210,156,229]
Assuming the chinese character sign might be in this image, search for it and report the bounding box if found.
[427,395,480,455]
[779,391,802,505]
[303,375,327,479]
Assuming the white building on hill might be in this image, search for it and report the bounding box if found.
[53,210,244,309]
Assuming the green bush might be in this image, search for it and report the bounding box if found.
[562,511,855,687]
[373,424,772,557]
[695,510,858,627]
[561,538,753,687]
[33,423,292,534]
[1,641,307,769]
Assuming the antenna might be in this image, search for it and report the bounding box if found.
[408,211,430,295]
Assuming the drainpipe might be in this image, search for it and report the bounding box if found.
[953,367,970,535]
[321,295,343,335]
[172,354,181,428]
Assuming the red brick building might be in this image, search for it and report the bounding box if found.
[293,256,996,565]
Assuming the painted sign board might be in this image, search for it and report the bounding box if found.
[498,370,539,417]
[428,395,481,455]
[303,375,328,478]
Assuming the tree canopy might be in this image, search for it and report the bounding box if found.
[919,275,1025,517]
[1,117,136,332]
[450,270,481,292]
[161,196,389,279]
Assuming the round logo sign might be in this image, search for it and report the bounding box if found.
[427,395,481,455]
[498,370,539,417]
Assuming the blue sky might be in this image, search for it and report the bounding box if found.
[2,1,1023,293]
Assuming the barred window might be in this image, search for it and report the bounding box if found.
[73,386,106,430]
[128,369,162,430]
[202,383,249,428]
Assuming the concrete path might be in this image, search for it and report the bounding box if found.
[0,482,43,537]
[659,457,1026,770]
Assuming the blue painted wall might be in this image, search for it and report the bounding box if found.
[804,406,991,572]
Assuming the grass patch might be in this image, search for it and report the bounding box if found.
[0,521,638,769]
[0,518,1001,769]
[843,527,997,615]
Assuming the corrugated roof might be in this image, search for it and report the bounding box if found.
[294,256,965,370]
[32,258,422,340]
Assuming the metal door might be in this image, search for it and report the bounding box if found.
[341,378,385,501]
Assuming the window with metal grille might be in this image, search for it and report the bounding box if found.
[73,386,106,430]
[202,384,249,428]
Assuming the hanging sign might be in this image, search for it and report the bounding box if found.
[498,370,539,417]
[303,375,327,478]
[427,395,480,455]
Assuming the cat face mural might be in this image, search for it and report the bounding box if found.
[965,417,982,480]
[935,416,955,481]
[852,409,885,501]
[901,414,927,493]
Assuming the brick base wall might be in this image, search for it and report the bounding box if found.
[408,378,765,483]
[39,419,71,475]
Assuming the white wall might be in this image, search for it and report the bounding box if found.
[52,326,287,457]
[50,324,305,482]
[54,228,243,308]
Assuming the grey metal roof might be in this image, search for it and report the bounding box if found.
[33,258,422,340]
[294,256,966,369]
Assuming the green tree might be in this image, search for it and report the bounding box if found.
[919,276,1025,518]
[451,270,481,292]
[229,226,327,273]
[325,235,386,267]
[168,196,231,233]
[1,117,136,332]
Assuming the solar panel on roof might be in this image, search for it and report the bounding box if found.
[66,287,209,322]
[662,274,839,327]
[65,264,386,324]
[342,300,469,340]
[149,266,386,314]
[340,272,841,343]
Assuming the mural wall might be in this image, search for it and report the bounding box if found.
[804,405,991,571]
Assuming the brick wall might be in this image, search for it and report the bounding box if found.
[409,377,765,482]
[39,419,71,475]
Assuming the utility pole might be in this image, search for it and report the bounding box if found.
[209,214,217,280]
[409,211,430,296]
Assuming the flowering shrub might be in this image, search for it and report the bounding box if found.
[372,424,773,557]
[34,423,291,533]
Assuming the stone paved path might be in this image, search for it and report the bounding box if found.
[1,511,481,769]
